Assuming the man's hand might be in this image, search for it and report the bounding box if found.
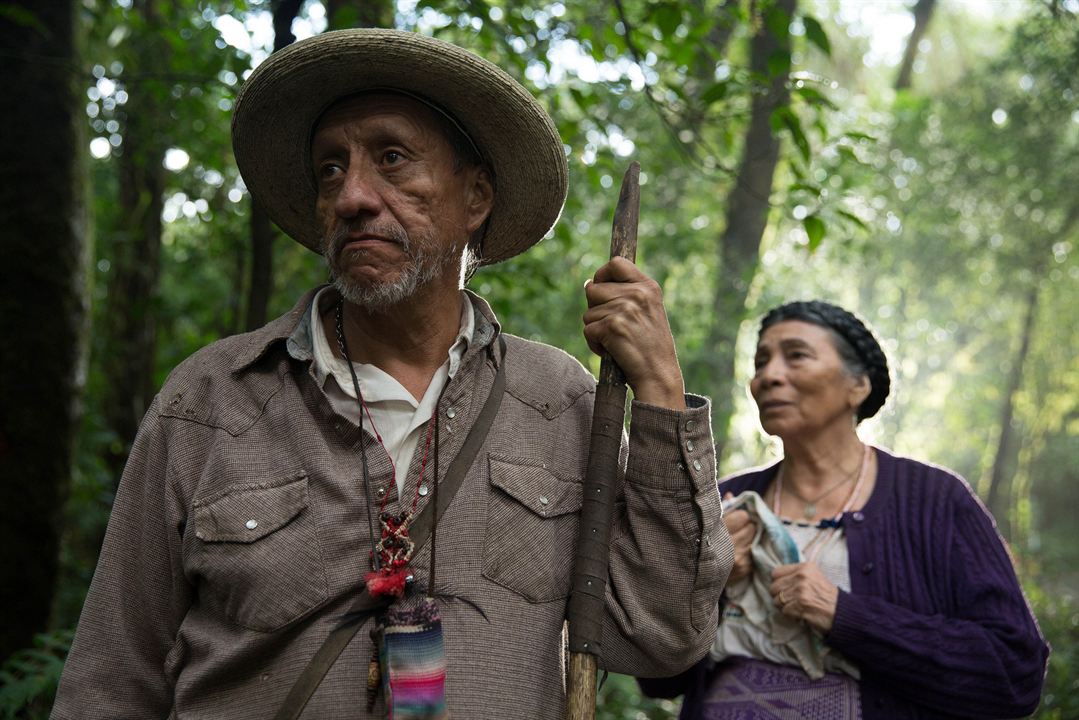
[583,257,685,410]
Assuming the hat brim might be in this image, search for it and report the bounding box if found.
[231,29,568,265]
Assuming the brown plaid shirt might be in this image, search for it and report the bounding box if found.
[53,288,733,719]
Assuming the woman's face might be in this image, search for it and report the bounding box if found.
[750,320,869,440]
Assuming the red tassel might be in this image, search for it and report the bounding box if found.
[365,568,409,598]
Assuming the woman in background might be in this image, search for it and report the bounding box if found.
[640,300,1048,719]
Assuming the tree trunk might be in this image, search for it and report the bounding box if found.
[98,1,168,486]
[0,0,86,663]
[246,201,276,331]
[691,0,795,460]
[245,0,304,331]
[895,0,937,90]
[985,281,1039,536]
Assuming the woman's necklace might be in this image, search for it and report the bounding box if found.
[773,444,872,562]
[773,443,871,521]
[781,452,863,519]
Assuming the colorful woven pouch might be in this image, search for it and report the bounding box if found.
[378,598,448,720]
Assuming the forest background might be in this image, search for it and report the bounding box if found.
[1,0,1077,717]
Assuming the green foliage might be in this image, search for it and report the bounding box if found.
[802,214,825,251]
[0,4,49,36]
[1023,572,1079,719]
[0,629,73,719]
[596,673,680,720]
[801,15,830,57]
[39,1,1079,716]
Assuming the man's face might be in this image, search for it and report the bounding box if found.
[311,92,493,310]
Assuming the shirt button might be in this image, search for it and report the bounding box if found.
[685,419,697,432]
[418,484,429,497]
[686,440,695,452]
[446,407,457,419]
[376,487,387,499]
[692,460,702,471]
[245,519,258,530]
[538,495,550,506]
[862,562,875,574]
[195,530,205,540]
[852,511,865,523]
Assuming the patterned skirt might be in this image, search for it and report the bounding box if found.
[700,656,861,720]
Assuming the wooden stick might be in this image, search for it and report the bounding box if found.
[566,161,640,720]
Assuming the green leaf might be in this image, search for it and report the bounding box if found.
[570,87,594,111]
[804,215,826,251]
[844,131,879,142]
[790,182,822,197]
[837,145,859,163]
[794,85,836,109]
[653,4,681,37]
[837,209,869,230]
[700,81,728,105]
[763,5,791,42]
[802,16,831,57]
[773,107,811,162]
[767,49,791,79]
[0,4,49,36]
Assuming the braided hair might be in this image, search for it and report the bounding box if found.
[759,300,891,423]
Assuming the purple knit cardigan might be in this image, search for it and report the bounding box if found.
[639,447,1049,719]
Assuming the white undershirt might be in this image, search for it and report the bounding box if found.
[309,287,474,495]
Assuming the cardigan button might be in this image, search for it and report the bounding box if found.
[862,562,875,574]
[852,511,865,523]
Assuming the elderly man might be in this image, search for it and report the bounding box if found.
[53,29,732,720]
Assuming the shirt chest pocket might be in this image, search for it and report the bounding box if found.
[189,475,330,632]
[483,458,583,603]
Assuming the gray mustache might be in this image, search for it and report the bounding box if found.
[326,221,410,255]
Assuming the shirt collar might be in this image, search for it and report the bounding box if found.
[306,286,475,400]
[228,284,502,376]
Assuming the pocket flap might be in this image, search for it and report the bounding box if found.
[193,475,310,543]
[489,458,582,518]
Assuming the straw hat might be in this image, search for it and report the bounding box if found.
[232,29,568,265]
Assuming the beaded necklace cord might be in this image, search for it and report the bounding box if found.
[335,301,436,599]
[773,443,871,563]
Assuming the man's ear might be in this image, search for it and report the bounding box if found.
[465,167,494,234]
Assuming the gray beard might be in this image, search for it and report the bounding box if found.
[323,222,460,311]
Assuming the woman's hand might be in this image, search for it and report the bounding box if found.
[722,493,756,584]
[770,562,840,633]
